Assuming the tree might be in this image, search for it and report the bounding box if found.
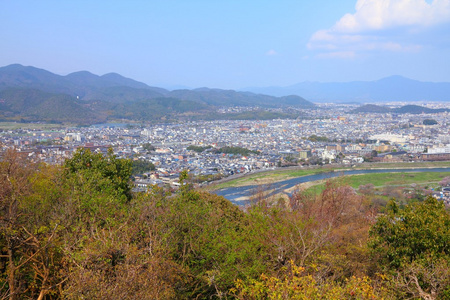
[60,148,181,299]
[187,145,211,153]
[131,159,155,175]
[214,146,260,156]
[287,180,376,280]
[359,183,375,195]
[307,135,329,142]
[142,143,155,152]
[232,260,391,300]
[369,197,450,299]
[439,176,450,187]
[0,149,36,300]
[423,119,437,126]
[153,186,263,298]
[0,150,65,300]
[64,147,132,201]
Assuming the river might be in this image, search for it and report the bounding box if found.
[214,167,450,205]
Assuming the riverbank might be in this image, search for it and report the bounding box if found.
[213,167,450,205]
[208,161,450,191]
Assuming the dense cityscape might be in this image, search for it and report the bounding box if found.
[2,103,450,189]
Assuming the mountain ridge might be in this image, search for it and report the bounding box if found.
[0,64,313,107]
[0,64,315,124]
[244,76,450,102]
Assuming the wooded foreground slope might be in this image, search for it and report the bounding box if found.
[1,149,449,299]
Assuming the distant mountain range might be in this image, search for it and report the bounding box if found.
[350,104,450,114]
[2,64,447,124]
[0,64,314,124]
[244,76,450,103]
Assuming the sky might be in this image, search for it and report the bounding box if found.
[1,0,450,89]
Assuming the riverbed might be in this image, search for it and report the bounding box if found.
[214,167,450,205]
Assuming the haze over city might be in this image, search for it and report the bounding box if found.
[2,0,450,89]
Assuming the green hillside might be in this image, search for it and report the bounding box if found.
[108,97,210,121]
[351,104,450,114]
[0,64,315,124]
[0,88,103,123]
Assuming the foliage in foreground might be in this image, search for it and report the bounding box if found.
[232,261,389,299]
[0,149,449,299]
[369,198,450,299]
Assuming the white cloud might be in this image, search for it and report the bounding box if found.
[308,0,450,57]
[266,49,277,56]
[335,0,450,33]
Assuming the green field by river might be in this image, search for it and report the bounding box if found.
[0,122,68,130]
[303,171,449,195]
[209,161,450,191]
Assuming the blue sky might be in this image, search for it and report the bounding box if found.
[1,0,449,89]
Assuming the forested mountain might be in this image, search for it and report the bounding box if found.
[351,104,450,114]
[0,64,315,123]
[0,64,167,98]
[168,88,313,108]
[0,88,105,123]
[393,104,449,114]
[351,104,391,114]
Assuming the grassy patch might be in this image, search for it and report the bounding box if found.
[303,172,449,195]
[283,168,333,178]
[346,172,447,189]
[360,161,450,169]
[0,122,68,130]
[301,183,327,196]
